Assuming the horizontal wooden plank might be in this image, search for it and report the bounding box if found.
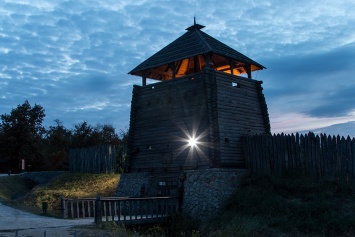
[128,70,269,171]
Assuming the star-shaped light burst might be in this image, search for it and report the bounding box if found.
[188,135,198,147]
[174,122,211,166]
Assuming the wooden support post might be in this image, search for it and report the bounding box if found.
[194,56,199,73]
[70,199,74,218]
[142,76,147,86]
[103,201,107,219]
[230,59,234,75]
[82,201,85,218]
[123,200,127,221]
[244,64,252,79]
[112,201,116,221]
[76,199,79,218]
[170,63,176,79]
[94,194,102,224]
[60,195,68,218]
[204,55,210,69]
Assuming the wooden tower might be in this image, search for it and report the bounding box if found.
[126,21,270,173]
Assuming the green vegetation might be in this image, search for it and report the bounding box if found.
[0,175,36,204]
[1,172,355,236]
[76,221,133,237]
[0,100,46,169]
[0,100,127,172]
[0,173,119,216]
[203,174,355,237]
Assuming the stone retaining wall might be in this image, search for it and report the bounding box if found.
[116,172,155,197]
[116,168,248,221]
[182,168,248,221]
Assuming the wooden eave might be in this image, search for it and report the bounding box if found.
[129,23,266,81]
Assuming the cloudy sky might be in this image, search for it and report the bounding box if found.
[1,0,355,136]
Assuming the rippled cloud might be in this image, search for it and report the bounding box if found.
[0,0,354,134]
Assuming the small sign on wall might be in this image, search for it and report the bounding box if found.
[21,159,25,172]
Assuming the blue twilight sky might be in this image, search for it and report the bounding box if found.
[1,0,355,135]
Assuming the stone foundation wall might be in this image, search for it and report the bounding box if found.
[182,168,248,221]
[116,168,248,220]
[116,172,155,197]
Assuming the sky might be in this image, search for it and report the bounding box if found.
[1,0,355,136]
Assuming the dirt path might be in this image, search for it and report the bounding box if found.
[0,202,94,237]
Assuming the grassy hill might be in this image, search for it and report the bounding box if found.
[202,174,355,237]
[0,172,119,216]
[1,172,355,236]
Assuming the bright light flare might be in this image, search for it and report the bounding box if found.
[174,121,212,164]
[188,136,198,147]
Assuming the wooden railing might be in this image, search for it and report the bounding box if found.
[60,195,179,225]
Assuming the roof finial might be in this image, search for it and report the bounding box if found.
[186,17,205,31]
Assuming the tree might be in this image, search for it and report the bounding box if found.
[117,129,129,173]
[71,121,94,148]
[94,124,121,145]
[71,122,121,148]
[0,100,46,169]
[45,119,72,170]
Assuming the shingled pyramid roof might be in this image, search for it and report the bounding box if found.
[129,22,265,81]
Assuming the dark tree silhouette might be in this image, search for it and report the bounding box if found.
[0,100,46,170]
[94,124,121,145]
[71,122,121,148]
[0,101,128,172]
[45,119,72,170]
[71,121,94,148]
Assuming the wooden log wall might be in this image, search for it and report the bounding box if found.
[204,68,220,167]
[127,69,271,172]
[127,72,212,172]
[69,145,117,173]
[215,71,269,167]
[242,132,355,181]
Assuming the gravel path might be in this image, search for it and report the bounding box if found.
[0,202,94,237]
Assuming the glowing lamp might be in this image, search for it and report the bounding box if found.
[188,136,198,147]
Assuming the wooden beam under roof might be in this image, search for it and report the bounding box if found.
[177,58,189,76]
[149,68,173,78]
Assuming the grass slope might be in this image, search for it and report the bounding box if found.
[1,172,355,237]
[0,173,120,216]
[0,175,36,203]
[203,174,355,237]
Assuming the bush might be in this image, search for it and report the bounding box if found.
[166,214,200,237]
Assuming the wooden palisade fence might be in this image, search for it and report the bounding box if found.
[60,195,179,225]
[69,145,117,173]
[242,132,355,182]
